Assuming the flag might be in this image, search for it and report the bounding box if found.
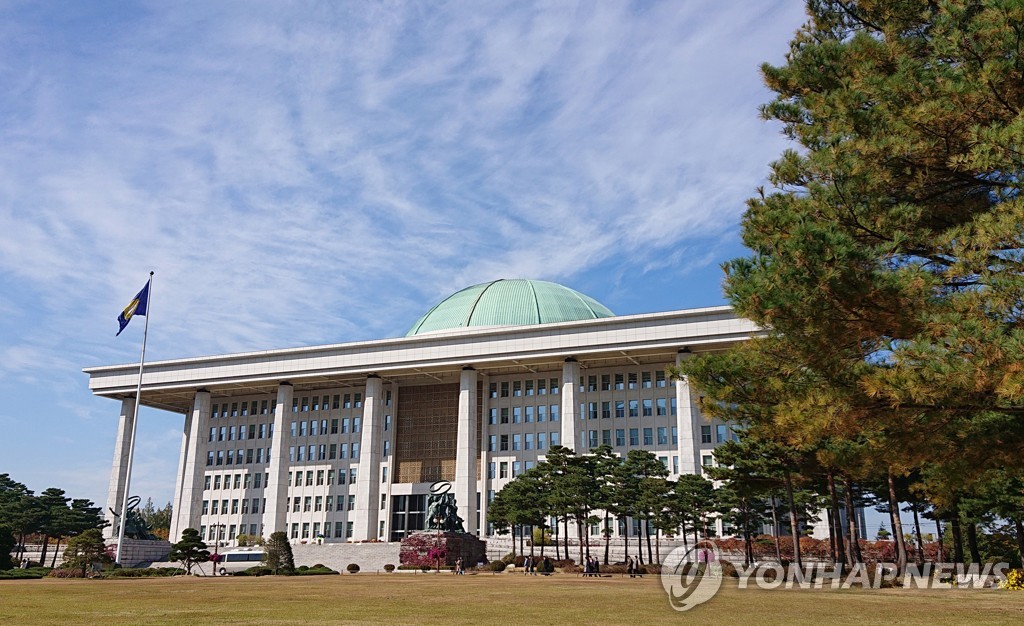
[116,280,150,336]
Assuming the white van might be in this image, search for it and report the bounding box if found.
[216,548,266,575]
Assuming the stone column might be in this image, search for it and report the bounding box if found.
[261,383,293,537]
[169,390,209,540]
[352,375,384,541]
[104,397,137,539]
[478,374,490,537]
[454,367,479,535]
[560,358,580,451]
[675,349,698,474]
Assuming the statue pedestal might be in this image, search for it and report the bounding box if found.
[399,531,486,568]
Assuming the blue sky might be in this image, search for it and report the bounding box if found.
[0,0,915,534]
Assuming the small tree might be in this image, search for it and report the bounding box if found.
[169,528,210,575]
[263,531,294,574]
[0,525,15,570]
[62,528,111,577]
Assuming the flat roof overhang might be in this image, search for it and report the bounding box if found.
[83,306,761,413]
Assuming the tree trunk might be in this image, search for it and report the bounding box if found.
[935,517,945,562]
[966,522,982,565]
[519,525,525,556]
[911,504,924,567]
[770,495,783,563]
[655,528,661,565]
[784,471,802,569]
[950,516,964,564]
[1013,518,1024,568]
[603,512,611,565]
[887,470,907,574]
[529,525,535,557]
[622,517,629,563]
[51,537,62,568]
[645,520,653,564]
[636,524,644,565]
[563,517,569,562]
[38,535,50,571]
[827,474,847,573]
[577,516,585,565]
[843,475,863,563]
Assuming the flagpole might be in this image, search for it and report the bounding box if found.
[115,271,154,567]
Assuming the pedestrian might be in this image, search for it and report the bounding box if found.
[543,556,551,575]
[627,556,635,578]
[455,557,463,575]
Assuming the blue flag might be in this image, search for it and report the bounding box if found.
[116,280,150,336]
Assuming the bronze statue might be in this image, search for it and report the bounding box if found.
[425,481,466,534]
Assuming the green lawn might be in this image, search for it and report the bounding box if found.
[1,573,1023,625]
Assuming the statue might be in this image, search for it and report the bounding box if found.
[109,495,159,541]
[425,481,466,533]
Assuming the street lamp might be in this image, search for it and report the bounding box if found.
[211,523,225,576]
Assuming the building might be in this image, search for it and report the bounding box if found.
[85,279,762,546]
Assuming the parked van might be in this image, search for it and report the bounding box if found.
[217,548,266,575]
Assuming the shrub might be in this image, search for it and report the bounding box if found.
[293,566,338,576]
[104,567,178,578]
[384,564,395,573]
[501,553,517,565]
[234,566,273,577]
[48,568,87,578]
[1001,569,1024,590]
[0,567,48,580]
[346,563,360,574]
[485,561,506,572]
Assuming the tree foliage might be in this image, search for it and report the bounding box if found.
[169,527,210,575]
[263,531,294,574]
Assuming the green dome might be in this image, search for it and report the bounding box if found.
[406,279,615,336]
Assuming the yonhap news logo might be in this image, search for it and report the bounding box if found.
[660,541,724,612]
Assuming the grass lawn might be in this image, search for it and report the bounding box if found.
[1,573,1023,625]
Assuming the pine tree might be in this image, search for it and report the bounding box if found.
[169,528,210,575]
[263,531,294,574]
[62,529,110,577]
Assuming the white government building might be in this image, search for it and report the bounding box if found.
[86,279,764,546]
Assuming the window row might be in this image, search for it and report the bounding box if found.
[201,523,261,542]
[699,424,740,444]
[582,427,677,450]
[291,494,355,513]
[289,416,375,437]
[287,441,381,462]
[202,497,264,516]
[578,398,675,419]
[579,371,669,392]
[289,467,357,487]
[209,423,273,443]
[212,400,272,418]
[487,431,560,452]
[206,448,270,467]
[487,459,537,480]
[487,404,560,425]
[204,473,268,491]
[489,379,561,398]
[292,520,353,540]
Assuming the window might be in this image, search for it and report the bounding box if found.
[601,374,611,391]
[488,435,497,452]
[354,393,362,408]
[671,398,677,416]
[525,406,534,422]
[587,375,597,392]
[672,427,678,444]
[329,444,337,460]
[538,379,547,395]
[601,402,611,419]
[525,433,534,450]
[301,397,309,412]
[673,456,679,474]
[292,398,299,413]
[234,474,241,489]
[342,418,349,433]
[702,454,714,471]
[628,373,637,389]
[488,462,495,479]
[642,399,653,417]
[204,475,211,490]
[512,461,521,477]
[209,427,216,443]
[219,427,226,441]
[656,398,667,416]
[382,467,388,483]
[513,381,522,397]
[202,500,209,515]
[525,380,534,396]
[216,451,224,466]
[352,442,360,457]
[615,401,625,418]
[501,382,509,397]
[500,408,509,424]
[489,408,497,425]
[315,496,323,512]
[306,470,314,486]
[214,475,222,489]
[353,417,361,433]
[512,434,521,451]
[383,440,390,456]
[602,429,612,446]
[629,400,639,417]
[499,462,508,479]
[253,473,261,489]
[550,405,559,422]
[211,404,219,418]
[537,432,547,450]
[332,395,340,410]
[319,444,327,461]
[231,499,239,514]
[206,451,214,466]
[331,419,339,434]
[537,405,546,422]
[500,435,509,451]
[643,427,653,446]
[701,425,712,444]
[550,378,559,394]
[550,432,559,446]
[588,402,598,420]
[657,427,668,445]
[716,424,728,443]
[588,430,598,448]
[489,383,498,398]
[642,371,652,388]
[244,474,251,488]
[341,443,349,459]
[317,470,325,486]
[349,468,356,484]
[296,446,304,462]
[615,374,624,390]
[343,394,351,409]
[294,472,302,487]
[629,428,639,446]
[615,429,625,447]
[656,371,667,387]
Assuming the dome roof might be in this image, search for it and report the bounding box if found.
[406,279,614,336]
